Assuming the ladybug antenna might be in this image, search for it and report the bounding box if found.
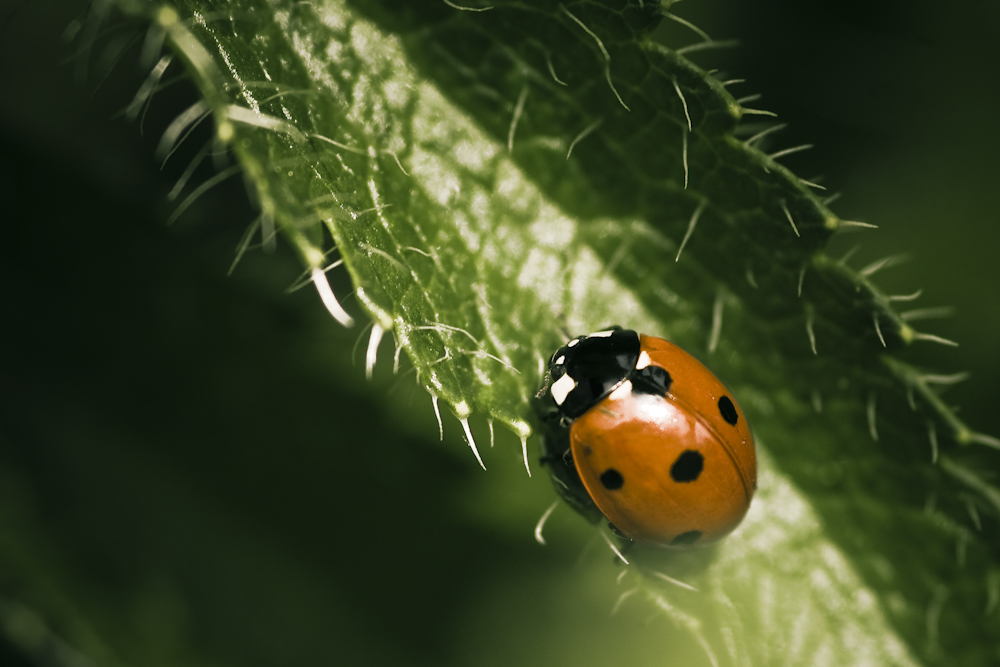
[535,371,553,399]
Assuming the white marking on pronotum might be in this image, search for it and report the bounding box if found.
[520,435,531,477]
[567,118,602,159]
[545,52,567,85]
[673,79,692,131]
[873,313,886,347]
[443,0,493,10]
[805,311,817,355]
[888,289,923,302]
[652,570,699,592]
[560,5,629,110]
[551,373,577,405]
[797,264,807,297]
[365,323,385,380]
[600,530,629,565]
[608,380,633,401]
[488,418,495,448]
[312,268,355,327]
[708,288,724,354]
[431,395,444,441]
[681,128,689,189]
[675,200,707,262]
[911,331,959,347]
[534,500,559,545]
[745,123,787,147]
[781,202,801,237]
[590,330,615,337]
[612,589,638,615]
[567,338,580,347]
[508,85,528,152]
[635,350,652,370]
[460,417,486,470]
[769,144,813,160]
[928,421,939,464]
[867,392,879,442]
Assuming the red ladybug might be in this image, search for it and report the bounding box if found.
[540,328,756,548]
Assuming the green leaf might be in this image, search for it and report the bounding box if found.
[98,0,1000,664]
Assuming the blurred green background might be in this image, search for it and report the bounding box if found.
[1,0,997,665]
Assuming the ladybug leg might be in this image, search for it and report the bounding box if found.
[606,523,635,562]
[535,373,552,399]
[607,521,629,540]
[538,408,563,423]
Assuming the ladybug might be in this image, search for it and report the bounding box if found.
[537,327,756,548]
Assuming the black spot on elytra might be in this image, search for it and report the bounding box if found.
[670,450,703,482]
[630,365,672,396]
[718,395,738,426]
[670,530,702,546]
[600,468,624,490]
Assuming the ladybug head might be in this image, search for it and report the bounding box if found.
[547,328,640,420]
